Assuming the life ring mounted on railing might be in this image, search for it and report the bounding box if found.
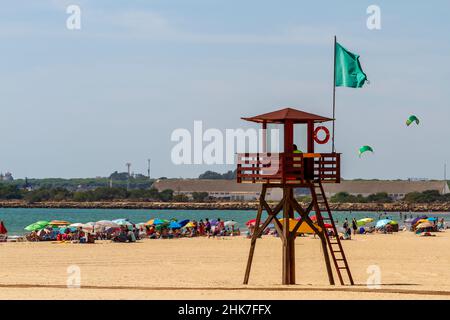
[313,126,330,144]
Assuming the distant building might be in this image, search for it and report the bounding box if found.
[0,172,13,181]
[322,180,450,201]
[153,179,449,202]
[152,179,283,201]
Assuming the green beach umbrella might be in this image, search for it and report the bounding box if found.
[25,220,50,231]
[406,115,420,126]
[357,218,374,226]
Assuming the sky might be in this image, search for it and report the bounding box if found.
[0,0,449,180]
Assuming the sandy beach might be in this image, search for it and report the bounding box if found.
[1,231,449,300]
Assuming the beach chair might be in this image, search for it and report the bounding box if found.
[0,234,7,242]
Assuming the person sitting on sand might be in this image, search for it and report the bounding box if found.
[127,229,136,242]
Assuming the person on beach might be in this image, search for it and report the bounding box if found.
[351,218,357,235]
[205,218,211,237]
[198,220,205,236]
[343,218,348,230]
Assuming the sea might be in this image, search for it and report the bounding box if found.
[1,208,449,236]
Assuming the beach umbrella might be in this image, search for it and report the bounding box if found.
[49,220,70,227]
[183,221,195,228]
[375,219,391,229]
[389,220,398,225]
[112,218,133,225]
[178,219,190,227]
[69,223,84,228]
[246,219,257,226]
[224,220,239,227]
[357,218,374,226]
[81,222,101,233]
[210,219,219,226]
[280,218,322,234]
[59,227,77,234]
[427,217,438,222]
[411,216,428,226]
[168,221,182,229]
[25,220,49,231]
[96,220,120,228]
[153,219,169,225]
[416,221,433,229]
[0,221,7,234]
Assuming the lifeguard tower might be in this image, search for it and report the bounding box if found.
[237,107,354,285]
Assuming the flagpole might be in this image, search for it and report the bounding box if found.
[332,35,337,153]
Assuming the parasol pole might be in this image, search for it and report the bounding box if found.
[332,35,337,153]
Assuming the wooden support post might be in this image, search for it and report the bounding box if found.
[243,185,267,284]
[282,187,290,284]
[288,187,296,284]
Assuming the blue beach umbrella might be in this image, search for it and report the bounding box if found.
[375,219,391,229]
[169,221,182,229]
[178,219,190,227]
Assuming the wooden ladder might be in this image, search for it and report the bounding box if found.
[310,181,354,285]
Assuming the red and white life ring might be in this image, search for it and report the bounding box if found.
[313,126,330,144]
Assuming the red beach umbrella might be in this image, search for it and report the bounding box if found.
[246,219,257,226]
[0,221,7,234]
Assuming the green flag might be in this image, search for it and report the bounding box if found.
[335,42,367,88]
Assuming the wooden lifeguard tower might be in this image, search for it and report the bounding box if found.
[237,107,354,285]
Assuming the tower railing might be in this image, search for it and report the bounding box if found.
[236,152,340,184]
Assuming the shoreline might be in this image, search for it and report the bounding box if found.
[0,200,450,212]
[1,233,449,299]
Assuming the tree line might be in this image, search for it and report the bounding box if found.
[330,190,450,203]
[0,184,174,203]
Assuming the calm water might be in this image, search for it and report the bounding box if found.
[1,208,449,236]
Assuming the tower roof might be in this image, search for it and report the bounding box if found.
[242,107,333,124]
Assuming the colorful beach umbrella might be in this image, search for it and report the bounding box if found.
[69,223,84,228]
[416,221,433,229]
[375,219,391,229]
[411,216,428,226]
[0,221,7,234]
[178,219,190,227]
[25,221,50,231]
[96,220,120,228]
[357,218,374,226]
[168,221,182,229]
[224,220,239,227]
[112,219,133,226]
[184,221,195,228]
[154,219,169,225]
[279,218,323,234]
[49,220,71,226]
